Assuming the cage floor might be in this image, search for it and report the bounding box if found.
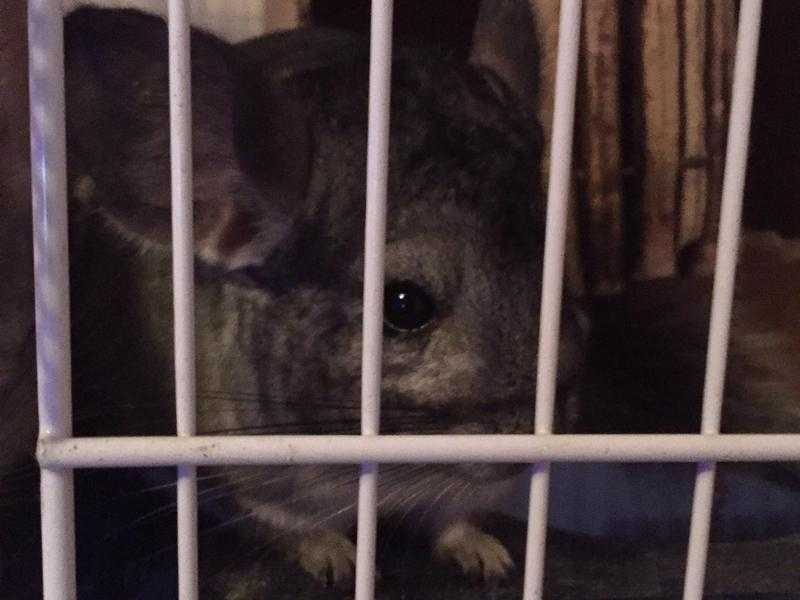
[4,498,800,599]
[203,526,800,599]
[163,518,800,599]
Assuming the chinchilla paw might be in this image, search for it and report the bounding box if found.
[434,521,514,581]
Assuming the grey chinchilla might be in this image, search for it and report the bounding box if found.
[0,2,588,596]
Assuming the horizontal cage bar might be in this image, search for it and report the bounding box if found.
[37,434,800,468]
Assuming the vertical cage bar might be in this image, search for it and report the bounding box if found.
[682,2,762,598]
[354,1,393,598]
[167,1,198,598]
[28,1,77,598]
[522,1,582,598]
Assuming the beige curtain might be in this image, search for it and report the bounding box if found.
[534,0,738,294]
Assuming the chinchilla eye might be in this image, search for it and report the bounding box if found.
[384,281,436,332]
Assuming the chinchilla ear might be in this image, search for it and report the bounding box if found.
[64,8,310,270]
[469,0,540,111]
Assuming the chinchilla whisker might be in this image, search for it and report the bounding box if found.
[199,421,364,435]
[193,474,346,547]
[199,415,451,435]
[73,398,437,433]
[197,471,281,498]
[198,390,432,414]
[198,390,362,409]
[306,500,359,532]
[121,467,255,496]
[199,468,355,539]
[192,473,299,510]
[385,478,435,536]
[378,480,440,553]
[452,480,472,505]
[102,503,177,541]
[381,474,436,520]
[374,466,428,500]
[412,477,461,527]
[376,470,429,511]
[196,512,252,538]
[106,471,301,541]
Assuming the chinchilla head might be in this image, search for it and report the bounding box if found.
[64,1,586,477]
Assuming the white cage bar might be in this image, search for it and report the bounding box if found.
[36,434,800,468]
[167,0,199,598]
[27,0,792,598]
[523,1,582,598]
[682,2,763,598]
[355,0,394,598]
[28,0,77,598]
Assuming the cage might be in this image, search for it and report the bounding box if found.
[1,0,800,598]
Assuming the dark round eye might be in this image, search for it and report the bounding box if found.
[384,281,436,332]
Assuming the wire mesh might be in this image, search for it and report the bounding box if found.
[28,1,787,599]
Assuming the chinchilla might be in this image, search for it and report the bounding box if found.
[0,1,588,595]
